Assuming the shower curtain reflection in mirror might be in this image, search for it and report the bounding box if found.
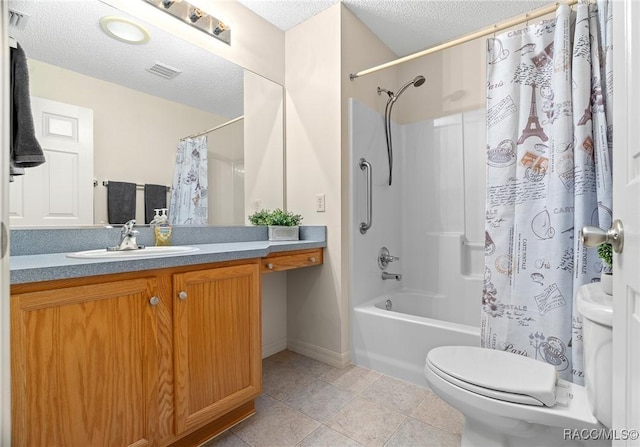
[169,136,208,225]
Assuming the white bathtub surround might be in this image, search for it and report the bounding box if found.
[353,294,479,386]
[349,99,485,386]
[482,2,613,385]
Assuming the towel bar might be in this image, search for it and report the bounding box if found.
[95,180,171,192]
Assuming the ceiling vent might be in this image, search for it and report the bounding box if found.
[8,9,29,30]
[147,62,182,80]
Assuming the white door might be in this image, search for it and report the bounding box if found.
[1,3,12,443]
[9,97,93,226]
[612,0,640,443]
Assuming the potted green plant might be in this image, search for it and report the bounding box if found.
[598,243,613,295]
[248,208,303,241]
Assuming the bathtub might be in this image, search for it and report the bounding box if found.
[352,291,481,387]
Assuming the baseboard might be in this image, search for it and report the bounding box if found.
[287,338,350,368]
[262,337,287,359]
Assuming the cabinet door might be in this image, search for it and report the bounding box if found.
[173,263,261,433]
[11,278,160,447]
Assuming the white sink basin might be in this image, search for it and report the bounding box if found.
[67,246,199,259]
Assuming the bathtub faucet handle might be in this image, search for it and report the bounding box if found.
[378,247,399,269]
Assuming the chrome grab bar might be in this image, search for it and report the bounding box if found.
[359,158,372,234]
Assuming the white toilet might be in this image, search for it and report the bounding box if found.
[424,284,612,447]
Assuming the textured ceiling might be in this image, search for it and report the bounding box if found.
[237,0,339,31]
[238,0,550,56]
[8,0,553,118]
[8,0,244,118]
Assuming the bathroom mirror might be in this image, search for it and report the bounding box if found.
[7,0,284,227]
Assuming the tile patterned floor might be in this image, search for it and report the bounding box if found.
[203,350,463,447]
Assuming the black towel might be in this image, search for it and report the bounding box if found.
[10,43,45,181]
[107,181,136,224]
[144,184,167,224]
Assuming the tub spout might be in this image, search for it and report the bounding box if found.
[381,271,402,281]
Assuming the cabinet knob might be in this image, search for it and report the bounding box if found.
[267,263,273,270]
[310,257,316,262]
[178,291,188,300]
[149,296,159,306]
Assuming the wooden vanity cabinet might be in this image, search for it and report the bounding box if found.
[11,260,262,447]
[173,263,261,434]
[11,277,161,447]
[11,248,320,446]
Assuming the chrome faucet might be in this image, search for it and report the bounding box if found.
[108,219,144,251]
[381,271,402,281]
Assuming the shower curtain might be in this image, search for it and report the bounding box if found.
[169,136,208,225]
[482,0,612,384]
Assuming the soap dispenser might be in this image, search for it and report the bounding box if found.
[149,209,161,227]
[153,208,172,246]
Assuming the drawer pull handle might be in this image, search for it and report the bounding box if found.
[310,257,316,262]
[267,263,274,270]
[149,296,159,306]
[178,291,188,300]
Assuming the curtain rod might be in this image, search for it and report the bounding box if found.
[181,115,244,141]
[349,0,579,80]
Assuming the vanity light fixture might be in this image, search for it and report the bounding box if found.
[99,16,150,45]
[188,7,204,23]
[144,0,231,45]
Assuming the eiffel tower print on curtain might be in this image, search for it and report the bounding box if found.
[518,83,549,144]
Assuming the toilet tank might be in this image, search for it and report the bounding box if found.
[576,284,613,429]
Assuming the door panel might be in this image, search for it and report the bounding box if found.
[613,0,640,441]
[11,278,159,447]
[173,263,261,433]
[9,97,93,226]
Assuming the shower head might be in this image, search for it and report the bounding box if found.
[393,75,426,101]
[380,75,426,186]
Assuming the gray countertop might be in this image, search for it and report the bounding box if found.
[10,226,326,284]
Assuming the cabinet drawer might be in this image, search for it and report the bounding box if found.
[261,248,323,273]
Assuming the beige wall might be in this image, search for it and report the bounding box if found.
[244,70,284,220]
[209,119,244,226]
[284,4,401,365]
[342,7,398,116]
[102,0,285,85]
[397,39,486,124]
[285,4,347,365]
[28,59,238,225]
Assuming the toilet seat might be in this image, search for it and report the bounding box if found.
[427,346,558,406]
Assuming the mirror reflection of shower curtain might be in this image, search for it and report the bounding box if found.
[481,1,612,385]
[169,136,208,225]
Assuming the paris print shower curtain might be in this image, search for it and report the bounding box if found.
[482,0,612,384]
[169,136,209,225]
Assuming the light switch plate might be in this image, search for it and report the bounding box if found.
[316,194,325,212]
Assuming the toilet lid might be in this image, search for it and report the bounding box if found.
[427,346,558,407]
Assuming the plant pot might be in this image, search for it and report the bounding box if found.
[268,225,299,241]
[601,272,613,296]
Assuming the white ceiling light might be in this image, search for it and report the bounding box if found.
[100,16,150,44]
